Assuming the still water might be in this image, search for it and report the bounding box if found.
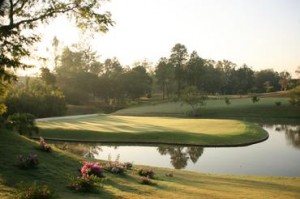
[52,125,300,176]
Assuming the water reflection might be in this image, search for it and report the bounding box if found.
[53,142,102,159]
[48,124,300,176]
[52,142,204,169]
[157,146,204,169]
[274,125,300,149]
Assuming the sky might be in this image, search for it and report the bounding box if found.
[23,0,300,77]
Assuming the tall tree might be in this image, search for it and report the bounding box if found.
[216,60,236,94]
[0,0,113,81]
[185,51,205,90]
[0,0,113,115]
[56,46,102,104]
[279,71,291,91]
[122,66,152,100]
[155,57,174,99]
[169,43,188,97]
[296,66,300,85]
[40,67,56,87]
[52,36,60,69]
[232,64,254,94]
[254,69,280,93]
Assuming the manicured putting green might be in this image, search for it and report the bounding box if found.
[38,114,267,146]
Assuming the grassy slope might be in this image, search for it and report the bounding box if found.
[37,115,267,146]
[1,129,300,199]
[114,97,300,122]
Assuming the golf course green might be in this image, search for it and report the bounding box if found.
[37,114,268,146]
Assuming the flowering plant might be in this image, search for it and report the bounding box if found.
[105,161,126,175]
[68,175,105,193]
[80,161,104,178]
[140,177,156,186]
[39,137,52,152]
[17,154,39,169]
[138,169,155,179]
[68,175,101,193]
[16,181,56,199]
[123,162,133,170]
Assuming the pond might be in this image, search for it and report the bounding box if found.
[51,124,300,176]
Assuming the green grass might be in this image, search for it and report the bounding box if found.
[1,129,300,199]
[37,115,267,146]
[114,97,300,122]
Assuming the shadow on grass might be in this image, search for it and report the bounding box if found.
[39,124,268,147]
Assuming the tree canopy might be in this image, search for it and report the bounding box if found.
[0,0,113,81]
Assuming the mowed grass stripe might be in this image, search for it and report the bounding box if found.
[38,115,267,146]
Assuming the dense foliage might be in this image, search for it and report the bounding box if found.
[5,78,66,117]
[55,47,153,107]
[289,85,300,106]
[0,0,113,117]
[6,113,38,136]
[49,42,297,110]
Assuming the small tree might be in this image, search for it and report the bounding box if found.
[289,85,300,106]
[6,113,39,136]
[252,95,260,104]
[224,97,231,105]
[180,86,207,116]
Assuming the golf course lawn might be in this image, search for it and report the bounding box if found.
[1,129,300,199]
[114,97,300,122]
[37,114,268,146]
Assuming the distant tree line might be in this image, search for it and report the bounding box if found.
[155,43,296,99]
[5,42,298,117]
[53,43,295,104]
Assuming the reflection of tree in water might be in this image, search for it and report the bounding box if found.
[53,142,102,159]
[275,125,300,149]
[157,146,204,169]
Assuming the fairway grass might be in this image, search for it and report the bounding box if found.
[114,97,300,122]
[37,115,267,146]
[1,129,300,199]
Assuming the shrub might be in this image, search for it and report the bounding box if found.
[252,95,260,103]
[289,85,300,106]
[15,182,57,199]
[80,162,104,178]
[224,97,231,105]
[105,161,126,175]
[5,79,66,118]
[275,101,282,106]
[6,113,39,136]
[39,137,52,152]
[165,172,173,177]
[17,154,39,169]
[68,175,102,193]
[140,177,156,186]
[138,169,155,179]
[123,162,133,170]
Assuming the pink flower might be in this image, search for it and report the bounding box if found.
[80,161,103,177]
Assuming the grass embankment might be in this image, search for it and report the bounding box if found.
[37,115,267,146]
[1,130,300,199]
[114,97,300,122]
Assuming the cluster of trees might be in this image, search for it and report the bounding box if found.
[55,43,296,105]
[155,44,295,99]
[5,72,66,118]
[4,40,299,118]
[0,0,113,119]
[55,46,152,106]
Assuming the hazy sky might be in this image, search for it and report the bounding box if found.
[34,0,300,77]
